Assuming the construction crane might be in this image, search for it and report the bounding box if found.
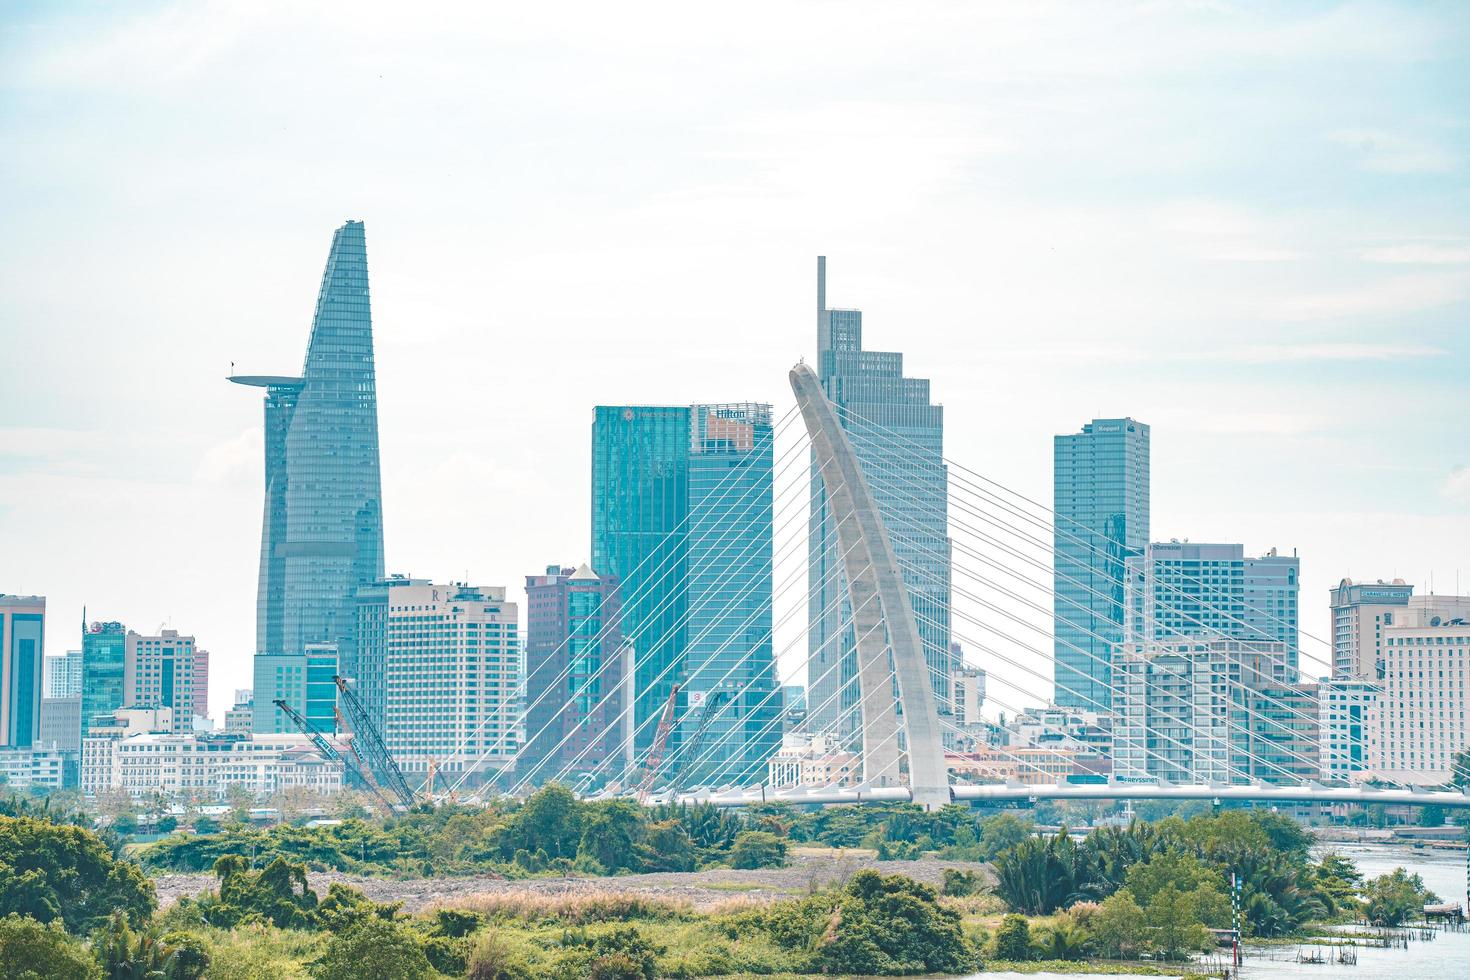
[671,689,727,794]
[272,699,401,814]
[636,684,680,804]
[332,676,417,809]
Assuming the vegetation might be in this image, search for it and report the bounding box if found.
[0,814,155,932]
[1362,868,1438,927]
[0,913,100,980]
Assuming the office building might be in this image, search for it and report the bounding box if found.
[352,574,427,737]
[592,405,690,761]
[1330,579,1470,680]
[0,595,45,748]
[1369,616,1470,783]
[809,257,952,742]
[252,643,337,736]
[1054,419,1149,710]
[683,403,780,784]
[80,707,174,796]
[81,621,127,734]
[225,691,254,734]
[767,734,860,788]
[951,663,989,748]
[1125,541,1300,673]
[1114,635,1319,785]
[90,732,342,800]
[192,647,210,721]
[1003,704,1113,757]
[45,650,84,699]
[523,564,624,787]
[0,749,70,789]
[125,629,198,734]
[781,685,807,733]
[1318,678,1377,782]
[374,581,518,784]
[231,220,384,709]
[38,696,82,753]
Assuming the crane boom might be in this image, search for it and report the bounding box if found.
[672,689,727,794]
[332,676,417,808]
[272,699,400,814]
[636,684,681,804]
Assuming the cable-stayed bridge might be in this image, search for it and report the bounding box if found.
[430,360,1470,815]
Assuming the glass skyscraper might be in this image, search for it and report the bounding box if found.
[591,406,691,760]
[232,220,384,732]
[81,620,126,734]
[1053,418,1150,710]
[0,595,45,748]
[808,257,952,743]
[683,404,779,784]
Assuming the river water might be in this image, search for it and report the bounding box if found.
[965,843,1470,980]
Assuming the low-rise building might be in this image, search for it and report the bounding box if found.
[98,732,342,799]
[1317,678,1378,782]
[81,707,175,796]
[1003,704,1113,756]
[945,746,1109,786]
[767,734,860,787]
[0,747,70,788]
[224,690,254,734]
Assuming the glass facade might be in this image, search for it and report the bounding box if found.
[1053,418,1150,710]
[236,221,384,733]
[809,257,952,743]
[1,598,45,748]
[683,404,779,784]
[591,406,690,759]
[81,621,127,735]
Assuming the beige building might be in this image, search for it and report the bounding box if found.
[1368,617,1470,784]
[98,732,342,799]
[81,707,175,795]
[1330,578,1470,679]
[766,734,860,787]
[125,629,199,734]
[945,746,1106,786]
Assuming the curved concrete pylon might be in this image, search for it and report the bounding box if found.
[790,362,950,808]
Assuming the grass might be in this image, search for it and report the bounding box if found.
[986,959,1210,976]
[423,888,692,924]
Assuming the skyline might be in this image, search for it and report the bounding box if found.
[3,2,1469,724]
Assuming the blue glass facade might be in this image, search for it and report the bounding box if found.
[592,406,690,759]
[0,597,45,748]
[235,221,384,733]
[1053,418,1150,710]
[809,258,952,743]
[81,621,126,734]
[683,404,779,784]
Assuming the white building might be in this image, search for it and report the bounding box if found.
[224,690,254,734]
[125,629,199,734]
[99,732,342,799]
[1369,616,1470,784]
[1317,678,1378,782]
[766,733,860,787]
[1329,579,1470,680]
[0,748,69,788]
[38,695,82,752]
[951,664,987,734]
[81,707,175,796]
[1004,704,1113,756]
[371,581,519,784]
[44,650,84,699]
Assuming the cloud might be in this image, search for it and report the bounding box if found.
[194,427,260,484]
[1362,243,1470,265]
[1328,130,1460,174]
[1270,272,1470,321]
[988,343,1445,365]
[0,427,102,458]
[1445,467,1470,504]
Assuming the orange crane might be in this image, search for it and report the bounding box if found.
[636,684,680,804]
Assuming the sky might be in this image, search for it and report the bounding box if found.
[1,1,1467,724]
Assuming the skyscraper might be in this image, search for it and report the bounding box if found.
[1053,418,1150,710]
[523,564,624,784]
[81,620,126,734]
[124,629,198,735]
[232,220,384,734]
[808,258,951,742]
[0,595,45,748]
[44,649,84,699]
[683,404,779,784]
[591,406,691,760]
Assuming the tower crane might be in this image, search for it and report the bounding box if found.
[272,699,401,814]
[332,676,417,808]
[635,684,680,805]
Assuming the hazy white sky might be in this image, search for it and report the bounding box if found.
[2,1,1467,722]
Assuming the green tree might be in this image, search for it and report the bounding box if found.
[1148,884,1214,961]
[1418,804,1446,828]
[1092,889,1147,959]
[991,914,1031,961]
[0,815,155,933]
[1363,868,1436,927]
[977,812,1033,860]
[0,914,99,980]
[1452,747,1469,789]
[1122,850,1216,906]
[729,831,787,870]
[95,910,188,980]
[310,918,434,980]
[576,801,645,874]
[501,784,582,860]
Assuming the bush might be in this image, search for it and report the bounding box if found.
[729,831,788,870]
[940,868,983,897]
[0,814,155,933]
[0,913,99,980]
[992,913,1032,961]
[310,918,435,980]
[466,931,532,980]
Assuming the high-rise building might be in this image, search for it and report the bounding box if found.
[38,696,82,754]
[1053,418,1150,711]
[81,620,126,734]
[44,650,84,699]
[1317,677,1377,782]
[683,403,779,784]
[592,405,691,760]
[375,581,518,785]
[252,643,337,736]
[1114,635,1319,785]
[1329,578,1413,680]
[124,629,198,735]
[0,596,45,748]
[522,564,624,785]
[231,220,384,719]
[809,257,952,742]
[192,647,210,721]
[1368,614,1470,783]
[1124,542,1300,672]
[353,574,428,738]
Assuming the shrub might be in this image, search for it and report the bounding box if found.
[0,814,155,932]
[729,831,787,870]
[0,913,99,980]
[940,868,983,897]
[991,913,1032,961]
[466,931,532,980]
[310,918,435,980]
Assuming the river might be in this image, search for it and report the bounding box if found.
[965,842,1470,980]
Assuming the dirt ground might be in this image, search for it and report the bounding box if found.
[151,850,995,913]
